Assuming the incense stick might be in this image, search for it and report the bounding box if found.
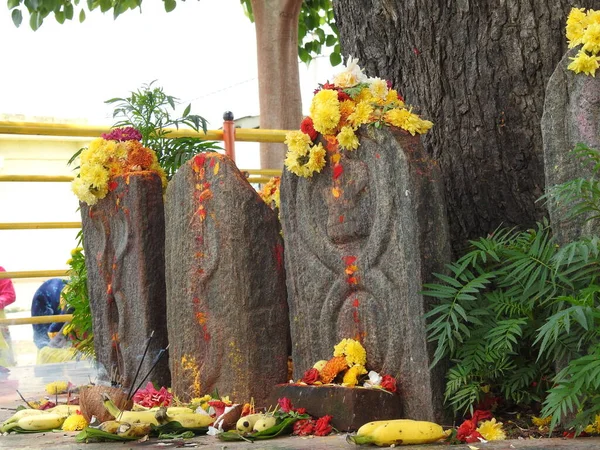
[131,344,170,397]
[126,330,155,400]
[16,390,36,409]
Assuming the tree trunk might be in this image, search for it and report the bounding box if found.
[252,0,303,170]
[332,0,600,255]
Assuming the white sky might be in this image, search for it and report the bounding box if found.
[0,0,334,128]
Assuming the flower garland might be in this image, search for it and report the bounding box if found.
[566,8,600,76]
[284,56,433,178]
[71,127,167,206]
[258,176,281,210]
[298,338,397,392]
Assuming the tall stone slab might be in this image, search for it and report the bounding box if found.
[280,127,451,421]
[165,153,289,406]
[81,171,170,389]
[542,47,600,244]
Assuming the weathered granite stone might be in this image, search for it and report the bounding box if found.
[81,171,170,390]
[280,127,451,422]
[270,384,402,431]
[542,47,600,244]
[165,153,289,406]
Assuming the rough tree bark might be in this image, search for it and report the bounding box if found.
[252,0,304,170]
[332,0,600,255]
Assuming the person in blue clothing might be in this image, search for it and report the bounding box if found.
[31,278,68,349]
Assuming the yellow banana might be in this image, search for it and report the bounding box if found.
[102,393,159,425]
[155,408,214,428]
[98,420,122,434]
[116,422,153,438]
[253,415,277,432]
[236,413,264,433]
[2,409,48,426]
[47,405,80,416]
[356,420,390,437]
[16,413,66,431]
[349,419,449,446]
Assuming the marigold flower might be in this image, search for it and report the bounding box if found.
[310,89,341,135]
[342,364,367,386]
[369,77,389,101]
[45,381,69,395]
[348,101,374,128]
[319,356,349,384]
[568,50,600,76]
[531,415,552,428]
[567,7,589,47]
[476,418,506,441]
[334,338,367,367]
[583,23,600,54]
[62,413,88,431]
[337,126,359,151]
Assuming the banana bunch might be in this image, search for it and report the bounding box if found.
[1,405,81,433]
[154,407,214,428]
[348,419,450,446]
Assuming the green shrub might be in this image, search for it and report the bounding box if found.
[424,143,600,432]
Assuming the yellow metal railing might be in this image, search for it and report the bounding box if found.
[0,314,73,326]
[0,120,286,325]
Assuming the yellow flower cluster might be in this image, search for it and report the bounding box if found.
[333,338,367,367]
[476,418,506,441]
[72,137,167,206]
[284,57,433,178]
[45,380,69,395]
[62,414,88,431]
[566,8,600,76]
[259,176,281,210]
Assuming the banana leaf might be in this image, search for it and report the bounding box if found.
[75,427,140,442]
[152,421,208,435]
[218,416,298,441]
[3,426,59,433]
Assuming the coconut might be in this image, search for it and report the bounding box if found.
[79,385,133,423]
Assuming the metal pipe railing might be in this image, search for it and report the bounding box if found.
[0,222,82,230]
[0,314,73,326]
[0,270,68,280]
[0,120,288,143]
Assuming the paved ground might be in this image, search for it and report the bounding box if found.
[2,362,600,449]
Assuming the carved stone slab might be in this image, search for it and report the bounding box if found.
[165,153,289,406]
[81,171,170,390]
[542,47,600,244]
[280,127,451,421]
[270,384,403,431]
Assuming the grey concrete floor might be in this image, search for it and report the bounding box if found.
[2,362,600,449]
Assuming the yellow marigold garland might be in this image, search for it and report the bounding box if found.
[566,7,600,76]
[284,57,434,178]
[72,127,167,206]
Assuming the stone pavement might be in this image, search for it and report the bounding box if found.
[2,362,600,449]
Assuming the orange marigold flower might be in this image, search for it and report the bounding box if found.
[319,356,349,384]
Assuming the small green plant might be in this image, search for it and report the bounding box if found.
[106,81,221,178]
[424,143,600,433]
[61,237,94,358]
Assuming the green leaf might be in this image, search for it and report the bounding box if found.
[65,2,73,20]
[29,10,42,30]
[182,104,191,118]
[79,8,85,22]
[8,0,20,8]
[55,10,65,23]
[329,52,342,66]
[163,0,176,12]
[11,8,22,27]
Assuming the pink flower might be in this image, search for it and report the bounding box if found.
[380,374,397,393]
[314,415,333,436]
[102,127,142,142]
[278,397,293,413]
[132,382,172,408]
